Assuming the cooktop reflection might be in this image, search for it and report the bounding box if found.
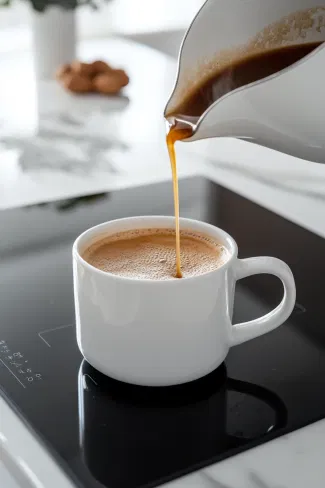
[1,177,325,488]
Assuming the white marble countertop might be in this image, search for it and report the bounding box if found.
[1,36,325,488]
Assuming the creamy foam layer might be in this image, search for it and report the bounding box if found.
[82,228,229,280]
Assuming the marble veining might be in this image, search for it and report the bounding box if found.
[0,111,127,174]
[181,469,289,488]
[202,471,288,488]
[202,472,235,487]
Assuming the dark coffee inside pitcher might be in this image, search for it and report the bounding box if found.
[169,41,322,120]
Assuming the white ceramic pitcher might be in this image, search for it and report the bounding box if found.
[164,0,325,164]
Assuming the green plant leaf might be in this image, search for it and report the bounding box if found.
[2,0,111,11]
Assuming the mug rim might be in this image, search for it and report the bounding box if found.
[73,216,238,284]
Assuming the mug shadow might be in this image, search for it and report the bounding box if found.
[77,359,287,488]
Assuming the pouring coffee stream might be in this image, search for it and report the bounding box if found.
[165,1,325,276]
[166,125,192,278]
[166,41,324,277]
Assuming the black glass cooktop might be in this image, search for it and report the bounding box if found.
[1,177,325,488]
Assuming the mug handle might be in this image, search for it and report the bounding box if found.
[230,257,296,347]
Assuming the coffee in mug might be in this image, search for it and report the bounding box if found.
[82,228,229,280]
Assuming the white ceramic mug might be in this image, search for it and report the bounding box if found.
[73,216,296,386]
